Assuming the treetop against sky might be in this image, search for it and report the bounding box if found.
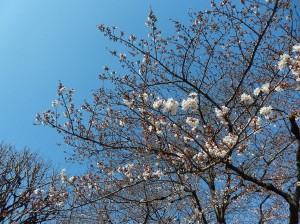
[33,0,300,223]
[2,0,300,222]
[0,0,208,166]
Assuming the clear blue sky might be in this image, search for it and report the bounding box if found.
[0,1,210,169]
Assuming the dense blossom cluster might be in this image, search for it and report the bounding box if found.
[278,43,300,90]
[181,93,198,111]
[215,106,229,118]
[163,98,179,115]
[253,83,270,96]
[222,134,238,148]
[186,117,199,129]
[153,98,164,109]
[204,140,227,158]
[153,97,178,115]
[240,93,254,105]
[259,106,273,118]
[153,93,199,116]
[278,54,291,71]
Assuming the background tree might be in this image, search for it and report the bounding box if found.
[0,144,66,223]
[37,0,300,223]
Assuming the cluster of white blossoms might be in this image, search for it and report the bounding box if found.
[259,105,273,118]
[142,171,151,180]
[153,98,164,109]
[152,92,198,116]
[278,54,291,72]
[240,93,254,105]
[186,117,199,129]
[205,140,227,158]
[222,134,238,148]
[253,83,270,96]
[140,93,148,102]
[201,134,238,159]
[164,98,179,115]
[181,92,198,111]
[278,43,300,87]
[215,106,229,118]
[60,169,67,183]
[292,45,300,83]
[153,98,179,115]
[293,44,300,53]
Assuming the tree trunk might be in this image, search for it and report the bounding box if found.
[217,218,226,224]
[216,210,226,224]
[289,203,299,224]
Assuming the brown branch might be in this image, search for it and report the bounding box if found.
[225,162,292,204]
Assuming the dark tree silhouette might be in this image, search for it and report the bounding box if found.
[0,144,65,223]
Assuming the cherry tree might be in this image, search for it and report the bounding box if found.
[37,0,300,223]
[0,144,66,223]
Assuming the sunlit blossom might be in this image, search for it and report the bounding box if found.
[142,171,151,180]
[205,140,226,158]
[142,93,148,102]
[182,94,198,111]
[293,44,300,53]
[253,87,261,96]
[153,98,164,109]
[278,54,290,71]
[259,106,273,118]
[215,106,229,118]
[156,130,163,135]
[275,86,284,92]
[148,125,153,132]
[163,98,179,115]
[261,83,270,93]
[119,120,125,127]
[222,134,238,148]
[186,117,199,129]
[68,176,76,183]
[240,93,254,105]
[60,169,67,183]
